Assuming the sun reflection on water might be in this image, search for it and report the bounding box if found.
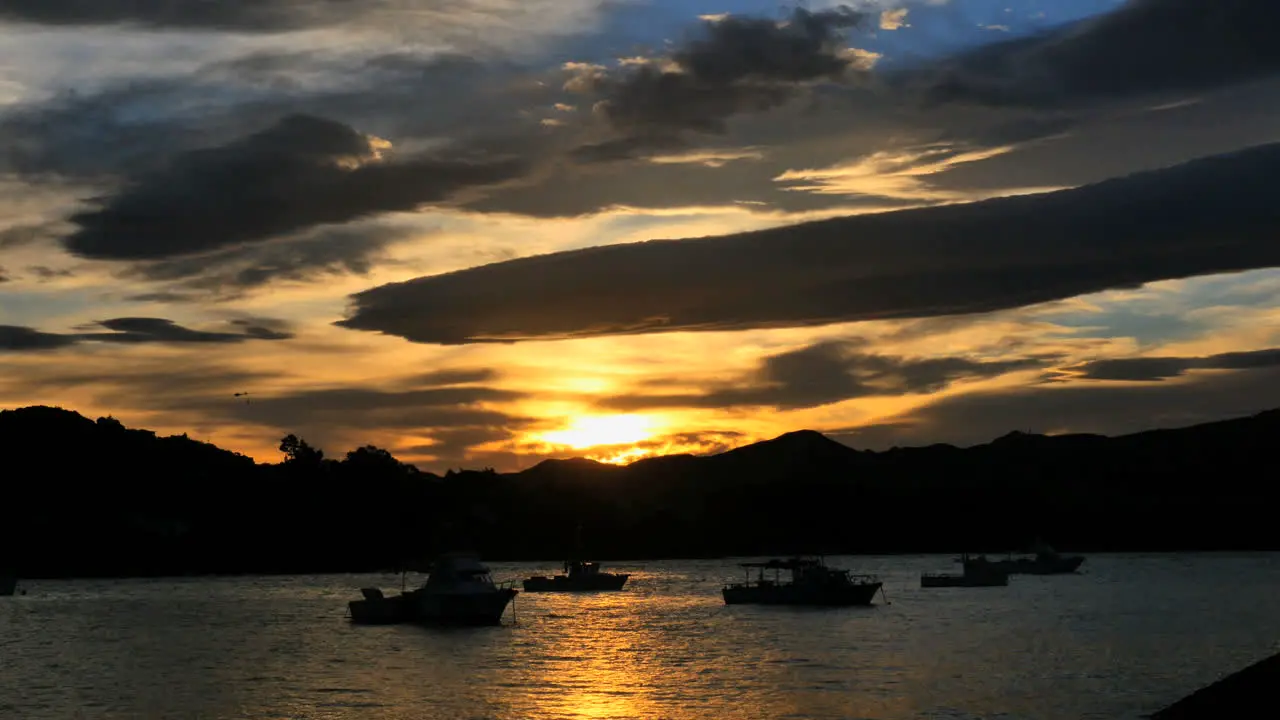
[506,590,664,719]
[14,558,1279,719]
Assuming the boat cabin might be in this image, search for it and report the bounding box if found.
[423,553,501,592]
[732,557,876,588]
[722,557,884,606]
[564,560,602,577]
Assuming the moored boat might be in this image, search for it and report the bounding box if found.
[922,554,1009,587]
[523,560,629,592]
[961,540,1084,575]
[348,587,414,624]
[722,557,883,606]
[349,553,518,626]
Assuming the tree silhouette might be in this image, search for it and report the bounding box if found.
[3,404,1280,579]
[344,445,403,474]
[279,433,324,466]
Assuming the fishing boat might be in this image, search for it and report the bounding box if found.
[523,560,629,592]
[960,540,1084,575]
[722,557,883,606]
[349,553,518,626]
[922,554,1009,587]
[523,523,628,592]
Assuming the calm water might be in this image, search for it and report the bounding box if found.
[3,554,1280,719]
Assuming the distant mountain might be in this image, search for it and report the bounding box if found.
[2,405,1278,578]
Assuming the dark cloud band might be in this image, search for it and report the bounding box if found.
[60,114,528,262]
[0,318,292,352]
[913,0,1280,109]
[1069,347,1280,381]
[337,141,1280,345]
[0,0,360,31]
[598,340,1052,411]
[567,6,869,160]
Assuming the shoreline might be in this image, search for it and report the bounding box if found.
[9,549,1280,583]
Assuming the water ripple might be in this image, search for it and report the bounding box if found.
[3,554,1280,719]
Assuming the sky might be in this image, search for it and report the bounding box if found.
[3,0,1280,471]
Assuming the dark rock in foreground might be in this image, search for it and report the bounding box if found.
[1151,651,1280,719]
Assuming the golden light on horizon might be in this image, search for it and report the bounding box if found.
[585,445,659,466]
[537,413,658,450]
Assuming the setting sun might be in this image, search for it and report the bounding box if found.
[537,414,657,450]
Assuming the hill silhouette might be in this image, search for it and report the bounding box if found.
[3,405,1278,578]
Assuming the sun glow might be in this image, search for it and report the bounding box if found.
[537,414,657,450]
[584,445,659,466]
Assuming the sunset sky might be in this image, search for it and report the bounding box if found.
[2,0,1280,471]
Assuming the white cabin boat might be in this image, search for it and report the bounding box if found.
[349,553,517,626]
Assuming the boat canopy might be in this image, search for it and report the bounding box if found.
[431,554,492,575]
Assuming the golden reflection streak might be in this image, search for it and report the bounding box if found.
[507,594,663,720]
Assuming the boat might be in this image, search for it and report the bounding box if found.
[722,557,884,606]
[348,586,414,624]
[961,540,1084,575]
[921,554,1009,587]
[523,523,629,592]
[523,560,629,592]
[349,553,518,626]
[1,572,16,597]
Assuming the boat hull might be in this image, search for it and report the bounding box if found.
[349,593,414,625]
[522,573,629,592]
[722,581,882,606]
[350,588,517,626]
[414,588,518,626]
